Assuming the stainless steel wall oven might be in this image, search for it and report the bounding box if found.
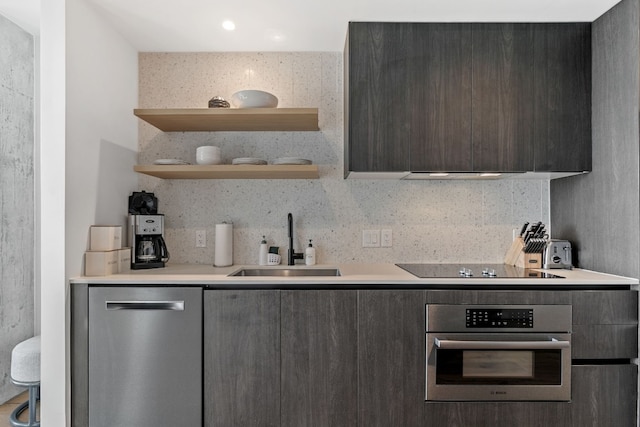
[426,304,572,401]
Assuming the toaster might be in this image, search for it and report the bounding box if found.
[543,240,572,269]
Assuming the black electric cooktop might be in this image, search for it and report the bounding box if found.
[396,263,565,279]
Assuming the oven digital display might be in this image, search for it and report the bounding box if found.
[462,350,534,378]
[466,308,533,328]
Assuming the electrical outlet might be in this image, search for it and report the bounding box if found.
[381,229,392,247]
[195,230,206,248]
[362,230,380,248]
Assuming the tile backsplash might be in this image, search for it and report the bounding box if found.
[138,52,549,265]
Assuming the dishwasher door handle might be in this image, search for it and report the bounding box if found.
[106,301,185,311]
[434,338,570,350]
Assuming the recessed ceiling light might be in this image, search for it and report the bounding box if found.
[222,20,236,31]
[429,173,449,177]
[480,173,501,177]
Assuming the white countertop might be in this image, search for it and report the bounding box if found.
[70,263,639,288]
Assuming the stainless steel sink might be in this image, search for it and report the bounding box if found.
[230,267,341,277]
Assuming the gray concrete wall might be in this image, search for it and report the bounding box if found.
[551,0,640,279]
[0,14,35,403]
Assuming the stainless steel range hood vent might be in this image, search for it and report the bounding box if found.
[403,172,514,180]
[345,171,589,180]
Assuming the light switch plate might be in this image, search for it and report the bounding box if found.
[362,229,380,248]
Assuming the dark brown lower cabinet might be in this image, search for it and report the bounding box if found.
[77,287,636,427]
[571,364,637,426]
[204,290,281,427]
[281,290,358,427]
[425,401,571,426]
[357,290,427,427]
[204,290,358,427]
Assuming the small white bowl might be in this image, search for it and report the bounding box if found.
[230,90,278,108]
[196,146,222,165]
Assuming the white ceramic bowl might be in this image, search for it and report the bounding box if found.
[196,146,221,165]
[230,90,278,108]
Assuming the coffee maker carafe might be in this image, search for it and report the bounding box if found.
[129,214,170,269]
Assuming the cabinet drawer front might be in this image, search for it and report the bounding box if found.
[572,324,638,359]
[571,364,637,426]
[572,290,638,325]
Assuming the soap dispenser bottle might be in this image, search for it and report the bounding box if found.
[259,235,268,265]
[305,239,316,266]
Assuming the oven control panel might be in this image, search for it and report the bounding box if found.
[466,308,533,328]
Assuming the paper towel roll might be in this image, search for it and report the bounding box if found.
[214,222,233,267]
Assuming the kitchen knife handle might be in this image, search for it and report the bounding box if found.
[519,222,529,237]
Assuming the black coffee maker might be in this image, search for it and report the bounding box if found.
[128,191,170,269]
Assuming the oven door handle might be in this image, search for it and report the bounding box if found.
[434,338,570,350]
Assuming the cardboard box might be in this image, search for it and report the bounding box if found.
[118,248,132,273]
[90,226,122,251]
[85,250,119,276]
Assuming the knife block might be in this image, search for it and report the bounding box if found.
[504,237,543,268]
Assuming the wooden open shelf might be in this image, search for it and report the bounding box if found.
[134,108,319,132]
[134,164,319,179]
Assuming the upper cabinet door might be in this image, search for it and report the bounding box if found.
[409,24,473,172]
[533,24,592,172]
[347,22,413,172]
[472,24,535,172]
[345,22,591,176]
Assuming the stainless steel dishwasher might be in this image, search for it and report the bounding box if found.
[88,286,202,427]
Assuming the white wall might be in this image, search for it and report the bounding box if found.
[39,0,65,423]
[40,0,138,424]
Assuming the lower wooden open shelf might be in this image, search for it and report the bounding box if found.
[134,164,319,179]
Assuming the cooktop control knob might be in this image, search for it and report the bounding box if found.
[482,268,497,277]
[459,268,473,277]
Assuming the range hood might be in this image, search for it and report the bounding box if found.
[404,172,510,180]
[346,171,589,180]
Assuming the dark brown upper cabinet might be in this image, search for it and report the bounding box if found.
[344,22,592,177]
[345,22,472,174]
[533,24,592,172]
[472,23,535,172]
[410,24,473,172]
[345,22,414,173]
